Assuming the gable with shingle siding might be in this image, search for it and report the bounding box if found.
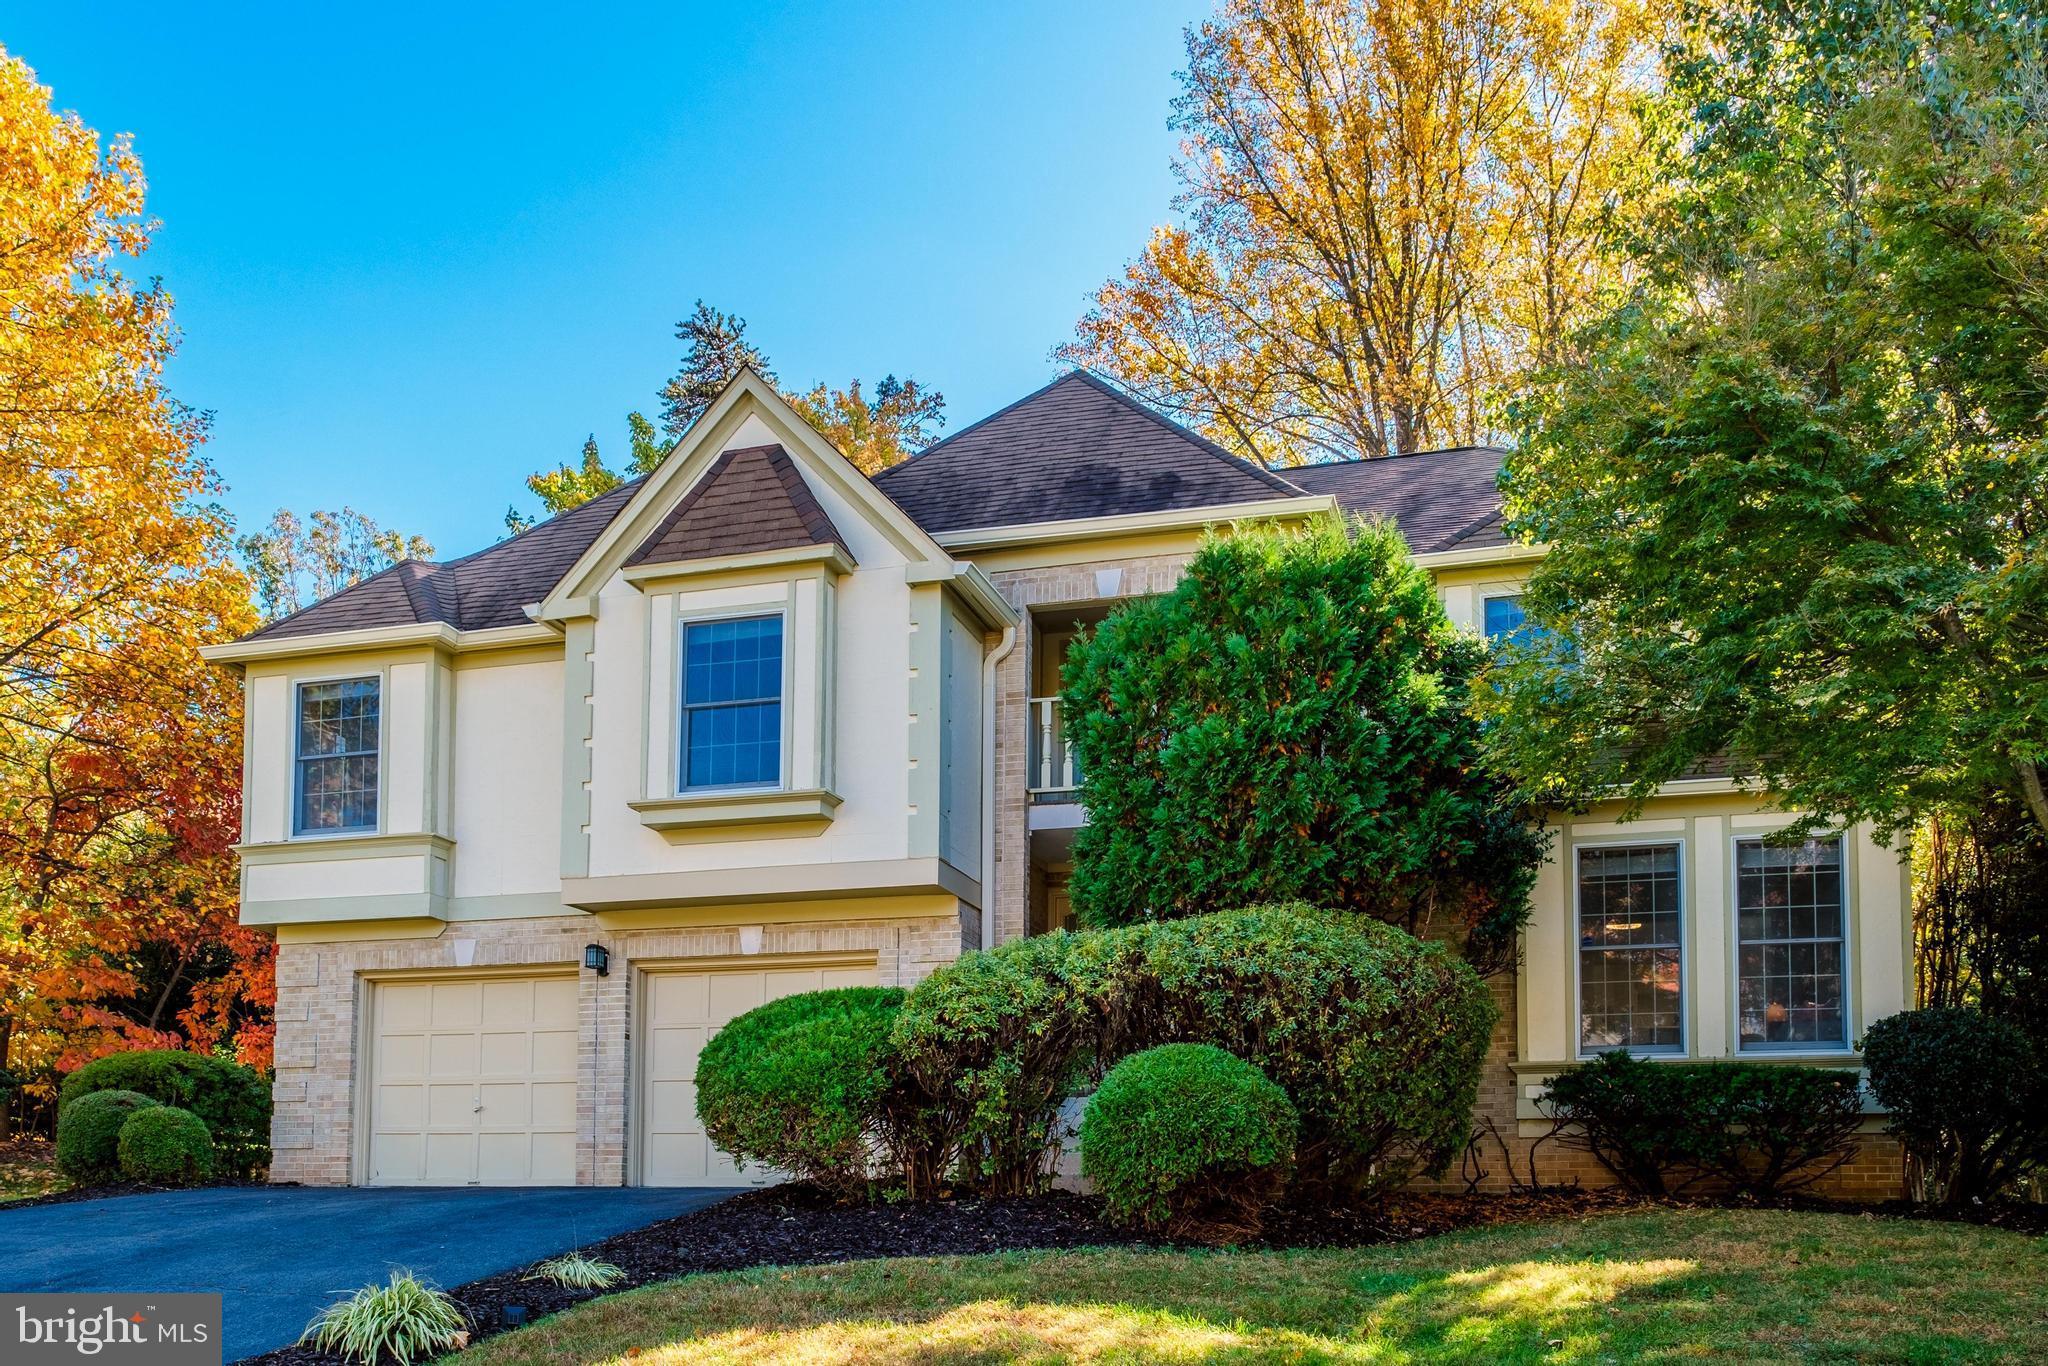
[625,444,851,569]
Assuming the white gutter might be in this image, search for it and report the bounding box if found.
[978,621,1019,952]
[932,495,1335,553]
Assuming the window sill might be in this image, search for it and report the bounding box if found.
[235,831,454,863]
[628,788,841,832]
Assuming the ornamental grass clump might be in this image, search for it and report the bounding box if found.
[300,1270,467,1366]
[1081,1044,1297,1242]
[525,1252,624,1290]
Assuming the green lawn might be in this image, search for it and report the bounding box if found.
[456,1207,2044,1364]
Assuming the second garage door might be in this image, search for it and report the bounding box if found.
[367,974,579,1186]
[637,959,877,1186]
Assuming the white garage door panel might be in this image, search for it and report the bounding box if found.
[368,974,579,1186]
[639,961,877,1187]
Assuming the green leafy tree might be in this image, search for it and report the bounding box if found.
[787,374,946,475]
[236,508,432,623]
[1482,0,2048,840]
[506,412,668,534]
[1060,516,1544,969]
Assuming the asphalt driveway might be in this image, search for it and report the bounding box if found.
[0,1184,739,1361]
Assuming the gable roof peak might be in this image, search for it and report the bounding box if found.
[624,441,853,570]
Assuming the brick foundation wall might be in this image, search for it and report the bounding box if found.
[269,909,963,1186]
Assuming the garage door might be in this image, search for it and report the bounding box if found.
[638,959,877,1186]
[367,974,579,1186]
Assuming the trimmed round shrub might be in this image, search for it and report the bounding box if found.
[892,904,1495,1197]
[56,1090,160,1182]
[1081,1044,1296,1241]
[60,1050,270,1176]
[1863,1007,2044,1204]
[696,986,907,1200]
[117,1105,216,1185]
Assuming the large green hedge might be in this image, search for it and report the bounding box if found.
[60,1050,270,1176]
[1545,1051,1864,1197]
[1059,516,1544,971]
[890,904,1495,1197]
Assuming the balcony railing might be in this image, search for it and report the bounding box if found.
[1027,696,1080,795]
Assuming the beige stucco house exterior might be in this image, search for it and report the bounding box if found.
[202,369,1913,1194]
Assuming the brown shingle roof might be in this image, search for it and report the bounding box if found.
[1282,446,1512,553]
[239,386,1521,645]
[625,444,850,568]
[244,478,645,641]
[869,371,1305,533]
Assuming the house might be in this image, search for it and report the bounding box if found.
[200,369,1912,1194]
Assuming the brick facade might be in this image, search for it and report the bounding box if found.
[268,907,961,1186]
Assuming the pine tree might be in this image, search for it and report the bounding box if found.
[658,300,776,437]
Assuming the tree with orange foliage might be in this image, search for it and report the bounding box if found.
[1061,0,1655,463]
[0,48,267,1130]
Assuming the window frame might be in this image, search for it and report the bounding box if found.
[1571,837,1688,1059]
[675,609,790,795]
[291,673,384,839]
[1730,832,1855,1056]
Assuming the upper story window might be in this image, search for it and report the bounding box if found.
[1737,837,1847,1050]
[1484,593,1544,648]
[1578,843,1683,1054]
[295,677,379,834]
[681,614,783,790]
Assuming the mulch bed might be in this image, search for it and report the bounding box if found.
[236,1184,1641,1366]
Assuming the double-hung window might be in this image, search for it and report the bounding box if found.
[1736,837,1847,1049]
[1577,843,1683,1053]
[295,677,380,834]
[680,615,784,790]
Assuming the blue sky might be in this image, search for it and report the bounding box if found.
[9,2,1203,557]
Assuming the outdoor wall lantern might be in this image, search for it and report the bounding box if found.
[583,943,610,977]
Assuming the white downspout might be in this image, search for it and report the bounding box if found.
[979,622,1018,954]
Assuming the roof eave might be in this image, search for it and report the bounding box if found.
[199,620,561,667]
[1408,541,1547,570]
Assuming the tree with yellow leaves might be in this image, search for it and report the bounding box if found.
[0,48,267,1125]
[1061,0,1654,462]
